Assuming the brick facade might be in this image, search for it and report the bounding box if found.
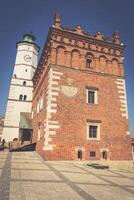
[32,14,132,160]
[0,116,4,140]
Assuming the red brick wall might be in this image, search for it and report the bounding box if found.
[32,20,132,161]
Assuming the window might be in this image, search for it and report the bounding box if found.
[87,89,97,104]
[88,90,95,104]
[132,145,134,153]
[89,126,97,138]
[19,94,23,101]
[77,150,83,160]
[38,122,42,140]
[86,53,93,68]
[31,107,33,119]
[102,151,107,160]
[37,99,39,113]
[86,59,92,68]
[87,122,100,140]
[23,81,26,86]
[37,95,43,113]
[90,151,96,157]
[40,96,43,111]
[23,95,27,101]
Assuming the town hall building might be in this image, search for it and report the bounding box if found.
[32,15,132,160]
[2,14,132,161]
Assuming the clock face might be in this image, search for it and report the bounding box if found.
[24,55,31,62]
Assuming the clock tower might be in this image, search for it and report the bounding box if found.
[2,33,40,142]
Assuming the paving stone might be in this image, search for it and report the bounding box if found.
[0,151,134,200]
[77,184,134,200]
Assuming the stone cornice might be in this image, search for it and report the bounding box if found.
[10,83,33,88]
[16,41,40,51]
[12,77,33,81]
[15,63,36,70]
[8,99,32,103]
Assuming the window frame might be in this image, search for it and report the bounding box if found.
[37,123,41,140]
[86,88,98,104]
[90,151,96,157]
[86,58,92,68]
[23,95,27,101]
[19,94,23,101]
[87,122,100,140]
[23,81,26,86]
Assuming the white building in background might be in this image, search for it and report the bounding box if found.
[2,33,40,142]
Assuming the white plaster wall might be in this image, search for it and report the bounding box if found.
[2,40,39,142]
[4,101,31,126]
[8,84,33,100]
[2,127,19,142]
[14,42,38,80]
[17,43,38,55]
[15,43,38,67]
[13,65,35,79]
[11,78,33,86]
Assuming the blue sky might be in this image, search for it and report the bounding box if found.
[0,0,134,136]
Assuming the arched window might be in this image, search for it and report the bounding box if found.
[19,95,23,101]
[111,58,119,67]
[56,46,65,66]
[86,59,92,68]
[86,53,93,68]
[23,95,27,101]
[23,81,26,86]
[71,49,80,67]
[99,55,107,68]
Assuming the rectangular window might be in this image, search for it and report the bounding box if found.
[37,95,43,113]
[86,88,98,104]
[87,122,100,140]
[89,125,97,138]
[86,59,92,68]
[88,91,95,104]
[38,122,42,140]
[90,151,96,157]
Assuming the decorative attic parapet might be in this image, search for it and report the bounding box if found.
[51,14,124,47]
[94,32,104,40]
[53,13,62,28]
[33,14,125,86]
[112,31,120,44]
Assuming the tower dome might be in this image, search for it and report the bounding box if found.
[22,32,36,43]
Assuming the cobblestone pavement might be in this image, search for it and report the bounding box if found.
[0,151,134,200]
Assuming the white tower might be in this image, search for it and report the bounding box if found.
[2,33,40,142]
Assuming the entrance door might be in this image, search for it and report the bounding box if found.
[78,150,82,160]
[20,129,32,141]
[102,150,108,160]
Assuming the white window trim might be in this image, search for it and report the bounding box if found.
[38,123,42,141]
[37,95,43,113]
[40,96,43,111]
[86,89,98,104]
[87,122,100,140]
[37,100,40,113]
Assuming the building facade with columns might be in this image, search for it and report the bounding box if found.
[32,15,132,160]
[2,33,39,142]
